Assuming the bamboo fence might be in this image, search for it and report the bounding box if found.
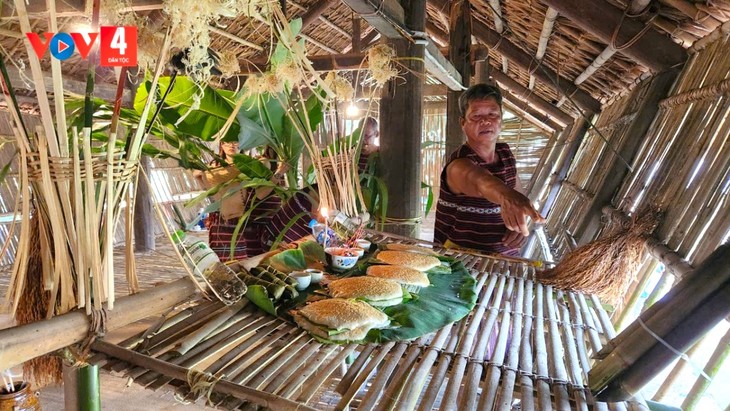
[88,231,648,411]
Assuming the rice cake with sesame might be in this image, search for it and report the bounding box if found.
[375,250,441,272]
[366,265,430,287]
[293,298,390,341]
[328,276,404,307]
[383,243,440,256]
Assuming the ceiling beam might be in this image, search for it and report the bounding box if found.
[540,0,686,72]
[300,0,336,29]
[503,97,561,133]
[428,0,601,113]
[340,0,463,90]
[489,69,573,126]
[4,68,132,105]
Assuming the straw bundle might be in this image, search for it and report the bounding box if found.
[16,214,62,387]
[537,209,659,304]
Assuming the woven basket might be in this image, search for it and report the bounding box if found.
[25,151,137,184]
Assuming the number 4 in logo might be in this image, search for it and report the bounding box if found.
[100,26,137,67]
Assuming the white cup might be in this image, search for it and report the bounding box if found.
[305,268,324,284]
[291,271,311,290]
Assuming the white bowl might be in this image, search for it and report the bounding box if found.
[290,271,311,290]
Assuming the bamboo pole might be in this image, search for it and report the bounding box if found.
[91,340,320,411]
[545,285,571,409]
[172,299,248,356]
[336,342,396,410]
[680,329,730,410]
[416,323,463,411]
[518,277,536,411]
[557,290,589,411]
[357,342,409,410]
[0,277,198,370]
[497,276,527,410]
[399,323,455,410]
[594,271,730,402]
[379,335,431,410]
[295,345,357,403]
[533,282,552,410]
[593,244,727,362]
[590,244,730,400]
[442,267,507,409]
[652,340,703,401]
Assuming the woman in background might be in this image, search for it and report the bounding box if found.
[194,141,283,260]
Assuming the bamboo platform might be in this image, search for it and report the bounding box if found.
[84,231,648,411]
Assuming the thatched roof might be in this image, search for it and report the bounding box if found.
[1,0,728,128]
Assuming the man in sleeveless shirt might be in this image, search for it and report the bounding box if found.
[434,84,545,256]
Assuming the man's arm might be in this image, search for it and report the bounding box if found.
[446,158,545,236]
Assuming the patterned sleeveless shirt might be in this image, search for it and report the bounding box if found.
[434,143,518,255]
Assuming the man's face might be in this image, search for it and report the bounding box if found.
[460,98,502,145]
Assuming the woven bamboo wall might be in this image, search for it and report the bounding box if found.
[541,31,730,264]
[613,35,730,266]
[542,80,653,257]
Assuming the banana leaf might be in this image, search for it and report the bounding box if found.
[134,76,240,141]
[231,153,274,179]
[298,240,326,265]
[246,285,277,316]
[365,257,477,342]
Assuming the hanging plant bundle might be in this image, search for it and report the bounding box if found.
[537,209,659,304]
[0,0,174,317]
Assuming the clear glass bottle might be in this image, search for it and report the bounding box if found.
[173,230,247,305]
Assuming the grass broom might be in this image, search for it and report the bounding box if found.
[536,209,659,305]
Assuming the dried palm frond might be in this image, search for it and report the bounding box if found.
[537,208,660,304]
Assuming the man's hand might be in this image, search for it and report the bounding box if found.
[502,230,527,249]
[498,189,545,236]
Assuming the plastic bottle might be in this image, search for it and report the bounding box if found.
[172,230,247,305]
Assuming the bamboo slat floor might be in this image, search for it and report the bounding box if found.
[79,230,649,411]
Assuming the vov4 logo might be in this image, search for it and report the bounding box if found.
[25,26,137,67]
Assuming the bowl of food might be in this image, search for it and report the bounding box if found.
[325,247,359,271]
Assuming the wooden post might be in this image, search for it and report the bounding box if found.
[444,0,471,158]
[378,0,426,237]
[134,155,155,252]
[575,68,681,244]
[352,16,361,54]
[473,46,490,85]
[0,277,198,371]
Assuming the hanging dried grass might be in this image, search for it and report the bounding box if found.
[366,44,399,86]
[216,50,240,79]
[17,214,62,388]
[537,209,660,304]
[323,72,354,101]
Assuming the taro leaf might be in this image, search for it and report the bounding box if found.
[298,240,325,265]
[265,248,307,273]
[231,153,274,179]
[246,285,277,316]
[365,257,477,342]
